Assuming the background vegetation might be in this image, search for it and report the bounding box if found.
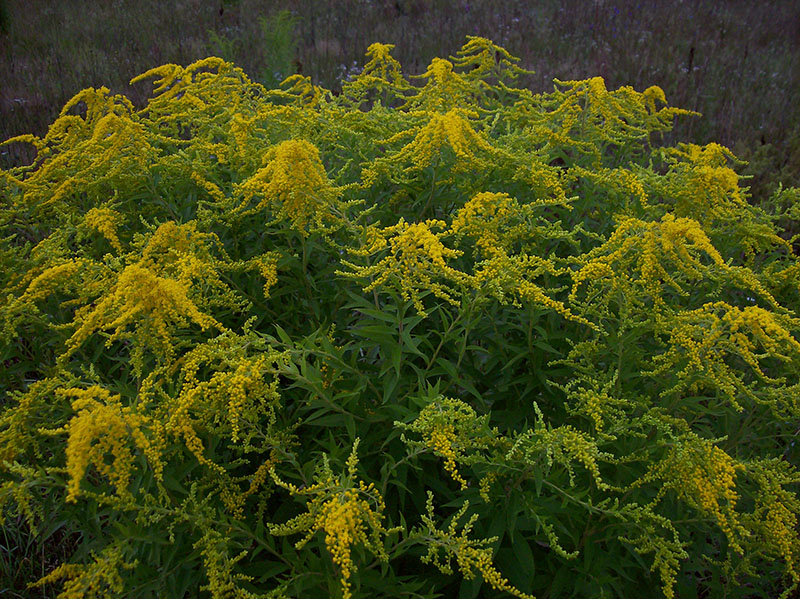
[1,0,799,197]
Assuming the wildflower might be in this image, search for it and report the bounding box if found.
[234,139,339,232]
[342,43,410,104]
[64,262,223,373]
[640,438,746,553]
[31,544,136,598]
[396,396,503,489]
[648,301,800,414]
[420,494,534,599]
[57,386,163,503]
[339,218,473,316]
[571,213,727,310]
[269,441,397,599]
[362,108,496,186]
[84,206,124,252]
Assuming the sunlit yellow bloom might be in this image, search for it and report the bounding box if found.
[64,262,223,372]
[234,139,338,232]
[269,441,397,599]
[340,218,474,316]
[57,386,163,503]
[84,207,124,251]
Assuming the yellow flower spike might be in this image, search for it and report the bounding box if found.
[648,301,800,416]
[234,139,339,233]
[57,386,163,503]
[426,424,469,490]
[362,108,498,187]
[420,494,535,599]
[246,253,280,300]
[404,57,475,112]
[63,262,224,374]
[647,143,788,259]
[475,247,596,329]
[269,440,398,599]
[191,171,227,204]
[572,165,649,210]
[396,396,504,490]
[339,218,474,316]
[31,543,136,598]
[451,36,534,83]
[342,43,410,105]
[84,207,124,252]
[639,438,746,554]
[506,417,612,492]
[12,90,154,211]
[278,74,326,106]
[571,213,731,311]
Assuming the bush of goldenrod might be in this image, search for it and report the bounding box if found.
[1,38,799,598]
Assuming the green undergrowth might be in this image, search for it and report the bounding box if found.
[1,38,799,599]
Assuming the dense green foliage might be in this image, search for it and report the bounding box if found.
[1,39,799,598]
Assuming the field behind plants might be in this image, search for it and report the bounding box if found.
[1,0,799,197]
[1,3,800,599]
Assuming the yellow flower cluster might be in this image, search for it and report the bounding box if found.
[234,139,338,232]
[406,58,475,112]
[159,336,288,515]
[64,262,223,373]
[426,423,469,489]
[764,497,799,585]
[171,353,278,444]
[139,221,238,297]
[397,396,502,489]
[451,192,529,258]
[30,110,152,209]
[31,543,136,599]
[648,301,800,414]
[642,439,745,553]
[342,42,409,104]
[363,108,495,185]
[0,378,64,465]
[194,528,257,599]
[571,213,726,309]
[130,57,259,127]
[451,36,534,87]
[340,218,473,316]
[2,253,113,340]
[83,206,124,252]
[57,386,163,503]
[745,460,800,594]
[552,77,698,151]
[507,421,610,491]
[9,258,84,305]
[477,248,595,329]
[269,441,396,599]
[247,252,280,299]
[572,165,649,210]
[191,171,227,204]
[420,494,534,599]
[278,73,326,107]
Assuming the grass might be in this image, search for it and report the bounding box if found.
[0,0,798,198]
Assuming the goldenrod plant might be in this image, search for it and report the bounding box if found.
[1,37,798,599]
